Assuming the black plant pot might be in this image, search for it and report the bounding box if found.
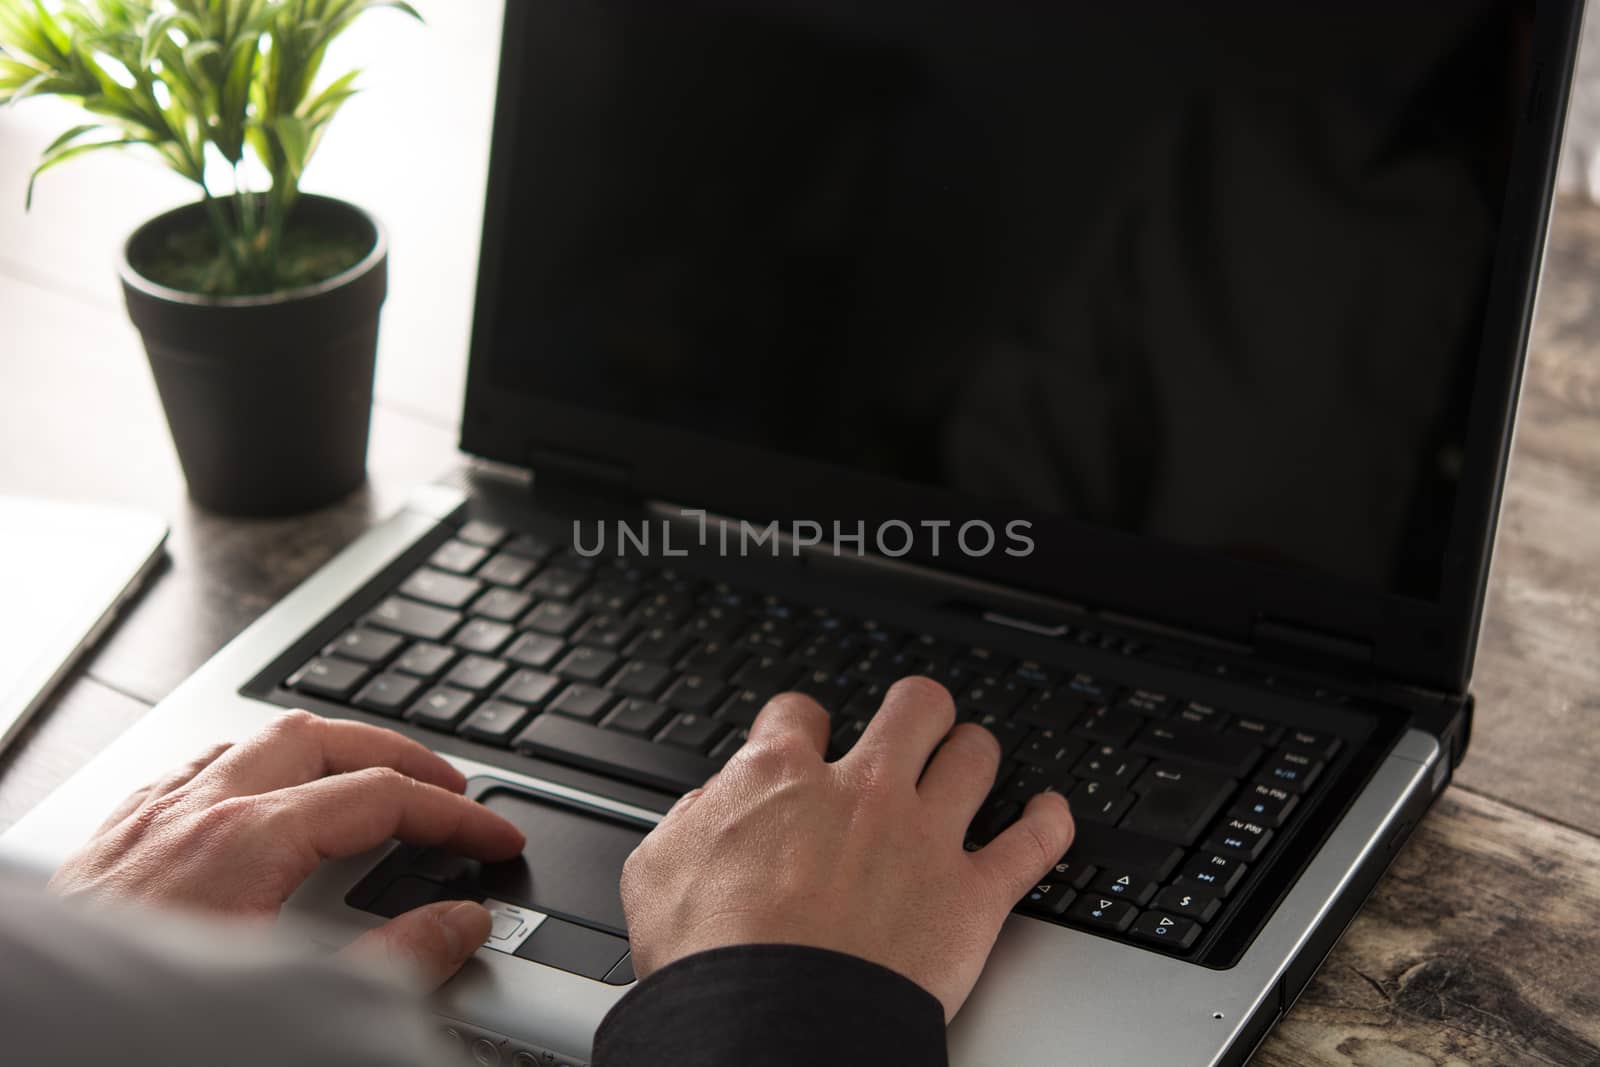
[120,194,388,517]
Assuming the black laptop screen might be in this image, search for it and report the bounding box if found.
[484,0,1535,600]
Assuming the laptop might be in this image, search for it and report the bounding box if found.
[2,2,1582,1064]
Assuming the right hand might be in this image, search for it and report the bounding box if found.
[620,677,1074,1021]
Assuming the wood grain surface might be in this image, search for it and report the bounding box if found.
[1259,788,1600,1067]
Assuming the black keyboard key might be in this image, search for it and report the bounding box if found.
[406,686,477,730]
[451,618,515,655]
[1068,894,1137,932]
[495,669,561,707]
[469,588,534,622]
[612,660,672,700]
[662,673,729,714]
[732,655,800,693]
[794,636,855,674]
[716,688,769,727]
[503,533,556,560]
[555,646,619,685]
[974,713,1029,758]
[352,672,421,716]
[659,712,727,754]
[602,698,673,737]
[628,626,696,664]
[1017,730,1089,774]
[1175,701,1226,730]
[1153,885,1221,923]
[527,566,591,601]
[684,606,744,644]
[741,618,803,655]
[477,552,538,588]
[1131,721,1263,778]
[430,540,488,574]
[1068,780,1134,825]
[1071,745,1147,786]
[1120,764,1235,846]
[961,676,1028,716]
[1227,716,1284,747]
[1203,817,1274,862]
[1282,729,1342,760]
[1129,911,1200,950]
[289,656,369,700]
[1010,660,1057,689]
[516,714,718,794]
[999,763,1066,803]
[840,682,890,722]
[1064,672,1114,701]
[792,670,855,710]
[368,597,460,642]
[830,717,868,756]
[1073,703,1143,747]
[1019,882,1076,918]
[443,655,509,692]
[498,634,559,672]
[546,683,614,723]
[1063,823,1184,881]
[1089,870,1158,905]
[458,520,509,548]
[325,628,403,665]
[522,601,585,637]
[965,797,1020,848]
[1044,859,1097,890]
[1231,783,1298,827]
[458,700,532,744]
[392,641,456,679]
[1174,853,1247,897]
[400,568,483,609]
[574,614,639,652]
[1257,751,1324,793]
[1014,690,1087,731]
[680,640,747,679]
[709,728,749,763]
[1115,689,1172,717]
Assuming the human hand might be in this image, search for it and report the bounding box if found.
[619,676,1075,1021]
[50,710,526,988]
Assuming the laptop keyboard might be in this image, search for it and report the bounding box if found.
[281,519,1345,958]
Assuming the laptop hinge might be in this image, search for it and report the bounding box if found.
[1251,618,1374,669]
[526,447,634,502]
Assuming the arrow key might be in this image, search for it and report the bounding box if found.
[1068,894,1138,933]
[1129,910,1201,950]
[1089,870,1158,905]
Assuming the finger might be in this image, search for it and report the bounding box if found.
[265,767,526,877]
[971,791,1076,906]
[189,711,468,802]
[342,900,492,991]
[745,692,831,759]
[94,741,233,835]
[846,676,956,783]
[917,722,1002,831]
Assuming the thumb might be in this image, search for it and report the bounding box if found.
[343,900,494,991]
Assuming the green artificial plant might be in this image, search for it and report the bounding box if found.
[0,0,418,295]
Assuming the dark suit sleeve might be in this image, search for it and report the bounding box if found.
[591,945,948,1067]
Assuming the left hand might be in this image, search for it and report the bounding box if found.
[50,710,527,988]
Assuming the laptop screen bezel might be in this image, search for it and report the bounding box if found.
[459,0,1582,694]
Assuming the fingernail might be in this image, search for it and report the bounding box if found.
[438,901,491,959]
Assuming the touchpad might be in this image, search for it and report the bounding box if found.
[345,780,650,983]
[475,787,645,933]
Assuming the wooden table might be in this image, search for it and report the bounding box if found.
[3,7,1599,1060]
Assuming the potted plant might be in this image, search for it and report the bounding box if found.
[0,0,419,516]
